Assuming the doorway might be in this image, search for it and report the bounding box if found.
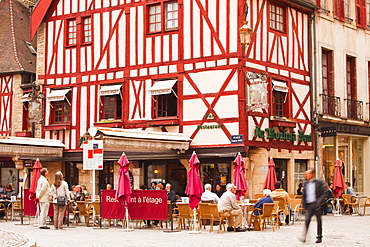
[273,159,288,192]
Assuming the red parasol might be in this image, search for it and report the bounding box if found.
[233,153,248,200]
[264,158,277,191]
[29,158,42,201]
[115,152,132,206]
[185,151,203,209]
[332,159,345,198]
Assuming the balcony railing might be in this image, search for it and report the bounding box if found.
[320,94,341,117]
[345,99,363,120]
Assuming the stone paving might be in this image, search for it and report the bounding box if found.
[0,213,370,247]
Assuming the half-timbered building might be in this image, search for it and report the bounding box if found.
[314,0,370,196]
[0,0,64,193]
[29,0,316,196]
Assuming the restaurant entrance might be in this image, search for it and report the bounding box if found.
[200,162,230,191]
[273,159,288,193]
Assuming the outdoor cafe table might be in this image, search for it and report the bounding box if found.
[238,202,255,228]
[0,199,20,221]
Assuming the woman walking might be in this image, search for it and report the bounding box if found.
[51,172,70,230]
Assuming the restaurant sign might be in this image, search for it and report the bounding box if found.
[253,126,312,142]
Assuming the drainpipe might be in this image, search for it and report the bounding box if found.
[310,11,320,178]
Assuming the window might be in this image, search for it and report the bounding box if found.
[100,96,122,120]
[99,84,122,120]
[321,0,330,11]
[270,3,285,32]
[98,161,115,190]
[346,56,356,100]
[148,1,178,33]
[47,89,71,124]
[67,19,77,46]
[345,0,351,19]
[272,80,288,117]
[322,50,334,96]
[82,16,92,43]
[66,16,92,46]
[150,80,178,118]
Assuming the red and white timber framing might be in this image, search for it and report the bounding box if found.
[32,0,313,152]
[0,75,13,136]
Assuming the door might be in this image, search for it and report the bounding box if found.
[274,159,288,192]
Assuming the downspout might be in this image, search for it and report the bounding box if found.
[310,11,320,178]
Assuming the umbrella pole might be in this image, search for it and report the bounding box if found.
[189,208,201,234]
[334,198,342,216]
[34,201,40,227]
[121,206,134,232]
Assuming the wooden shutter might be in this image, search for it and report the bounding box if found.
[356,0,367,28]
[334,0,345,20]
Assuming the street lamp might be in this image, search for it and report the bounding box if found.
[239,21,252,57]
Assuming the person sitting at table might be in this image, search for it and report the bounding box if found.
[150,182,157,190]
[247,189,274,229]
[73,185,85,202]
[1,183,17,208]
[156,183,164,190]
[106,184,113,190]
[344,182,355,196]
[166,183,177,203]
[215,184,225,198]
[271,181,291,224]
[81,185,89,197]
[218,183,246,232]
[201,184,219,204]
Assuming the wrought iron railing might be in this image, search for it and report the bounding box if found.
[320,94,341,117]
[345,99,363,120]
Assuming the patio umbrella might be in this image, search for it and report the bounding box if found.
[185,151,203,210]
[115,152,132,206]
[264,158,277,191]
[233,152,248,200]
[333,159,345,198]
[29,158,42,201]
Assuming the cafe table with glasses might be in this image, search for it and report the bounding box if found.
[238,199,255,228]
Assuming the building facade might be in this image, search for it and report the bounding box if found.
[28,0,316,197]
[314,0,370,196]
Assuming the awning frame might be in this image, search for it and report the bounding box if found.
[99,84,123,106]
[47,89,71,107]
[149,80,178,98]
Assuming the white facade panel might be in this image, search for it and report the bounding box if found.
[188,70,232,94]
[93,14,101,69]
[130,9,137,66]
[71,49,77,73]
[64,0,70,15]
[229,1,238,53]
[183,98,208,121]
[80,0,86,13]
[90,86,96,126]
[224,122,240,136]
[163,35,170,62]
[154,36,161,63]
[146,37,152,64]
[186,124,230,146]
[137,6,144,65]
[71,88,77,126]
[71,130,76,150]
[183,0,191,59]
[192,3,201,58]
[65,49,70,74]
[71,1,77,13]
[218,0,226,56]
[213,95,238,118]
[118,12,126,68]
[223,71,238,92]
[172,34,178,61]
[202,18,211,57]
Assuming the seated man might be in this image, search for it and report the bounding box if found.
[218,183,246,232]
[271,181,291,224]
[201,184,219,204]
[247,189,274,228]
[344,182,355,196]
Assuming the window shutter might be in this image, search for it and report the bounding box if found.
[356,0,367,28]
[334,0,345,20]
[316,0,322,10]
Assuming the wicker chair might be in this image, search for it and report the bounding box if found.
[342,194,359,215]
[177,203,193,230]
[363,198,370,215]
[208,204,221,233]
[197,203,213,230]
[250,203,275,231]
[218,209,236,233]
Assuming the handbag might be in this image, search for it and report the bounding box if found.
[55,186,67,206]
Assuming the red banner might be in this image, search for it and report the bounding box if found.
[23,189,59,217]
[101,190,167,220]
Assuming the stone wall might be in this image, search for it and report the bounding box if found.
[11,74,23,134]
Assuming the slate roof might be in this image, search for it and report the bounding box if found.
[0,0,36,74]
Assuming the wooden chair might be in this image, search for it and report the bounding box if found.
[0,203,7,222]
[362,198,370,215]
[9,201,22,221]
[289,194,296,199]
[273,197,288,225]
[208,204,221,233]
[250,199,258,204]
[342,194,359,215]
[74,201,93,226]
[271,201,280,229]
[177,203,193,230]
[289,198,303,224]
[254,193,263,199]
[92,202,101,226]
[160,201,178,229]
[218,209,236,233]
[250,203,275,232]
[197,203,213,230]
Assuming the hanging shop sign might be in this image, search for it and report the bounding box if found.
[253,126,312,142]
[246,72,269,111]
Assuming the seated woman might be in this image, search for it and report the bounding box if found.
[73,185,85,202]
[1,183,17,208]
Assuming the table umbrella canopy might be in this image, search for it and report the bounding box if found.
[333,159,345,198]
[264,158,277,191]
[233,153,248,200]
[116,152,132,206]
[185,152,203,209]
[29,158,42,201]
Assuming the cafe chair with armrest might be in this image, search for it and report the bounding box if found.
[177,203,194,230]
[342,194,359,215]
[218,209,236,233]
[208,204,221,233]
[250,203,275,232]
[75,201,93,226]
[0,203,7,222]
[273,198,288,225]
[363,198,370,215]
[271,201,280,229]
[198,203,213,230]
[254,194,263,199]
[289,198,303,224]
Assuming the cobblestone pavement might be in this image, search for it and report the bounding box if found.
[0,214,370,247]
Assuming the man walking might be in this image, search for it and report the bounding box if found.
[36,168,50,229]
[300,169,326,243]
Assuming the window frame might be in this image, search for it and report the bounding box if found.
[272,90,287,117]
[82,16,92,44]
[346,56,357,100]
[322,49,334,96]
[152,81,178,119]
[269,2,286,33]
[65,16,92,48]
[147,0,179,34]
[51,96,71,124]
[99,94,122,121]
